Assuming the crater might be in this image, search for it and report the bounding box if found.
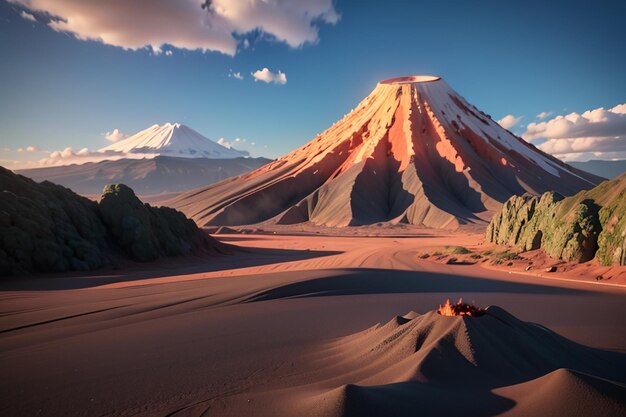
[380,75,441,85]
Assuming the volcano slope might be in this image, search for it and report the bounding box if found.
[169,75,601,229]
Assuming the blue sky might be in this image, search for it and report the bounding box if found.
[1,0,625,166]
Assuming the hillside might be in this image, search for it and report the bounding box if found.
[0,167,225,276]
[486,173,626,265]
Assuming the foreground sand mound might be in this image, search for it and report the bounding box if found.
[168,75,600,229]
[296,306,626,417]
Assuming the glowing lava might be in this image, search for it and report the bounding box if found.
[438,298,485,317]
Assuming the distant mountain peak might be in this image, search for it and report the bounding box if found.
[99,122,248,159]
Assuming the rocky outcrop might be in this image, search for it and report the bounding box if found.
[487,174,626,265]
[99,184,215,261]
[0,167,224,276]
[596,190,626,266]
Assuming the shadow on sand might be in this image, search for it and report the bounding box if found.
[0,246,342,291]
[244,268,587,302]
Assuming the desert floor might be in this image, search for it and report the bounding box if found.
[1,230,625,416]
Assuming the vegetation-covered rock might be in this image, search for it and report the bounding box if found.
[99,184,214,261]
[596,190,626,266]
[487,174,626,265]
[0,167,224,276]
[0,168,111,275]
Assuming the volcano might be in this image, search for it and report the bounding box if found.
[168,76,601,229]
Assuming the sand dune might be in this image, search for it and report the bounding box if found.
[290,306,625,417]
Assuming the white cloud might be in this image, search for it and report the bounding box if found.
[497,114,523,129]
[26,147,127,168]
[536,111,553,120]
[217,138,232,148]
[103,128,128,142]
[217,137,256,152]
[523,103,626,161]
[9,0,340,56]
[559,151,626,162]
[20,10,37,22]
[610,103,626,114]
[229,70,243,80]
[15,146,44,153]
[9,145,168,169]
[165,50,173,57]
[49,147,79,159]
[252,67,287,85]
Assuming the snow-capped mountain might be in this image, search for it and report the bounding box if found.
[15,122,267,196]
[99,122,249,159]
[168,75,601,229]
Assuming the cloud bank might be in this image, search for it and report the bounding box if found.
[252,68,287,85]
[9,0,340,55]
[9,147,143,169]
[15,145,42,152]
[523,103,626,161]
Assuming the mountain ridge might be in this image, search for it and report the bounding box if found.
[15,155,271,195]
[570,159,626,179]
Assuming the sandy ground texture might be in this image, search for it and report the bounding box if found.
[1,229,625,416]
[413,240,626,287]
